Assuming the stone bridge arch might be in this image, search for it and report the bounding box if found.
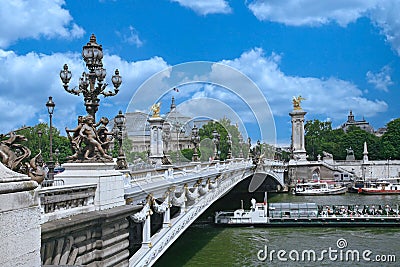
[247,171,285,192]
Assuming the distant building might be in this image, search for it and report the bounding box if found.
[340,110,374,134]
[374,127,387,137]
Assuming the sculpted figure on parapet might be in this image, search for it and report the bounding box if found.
[66,115,113,162]
[0,127,45,184]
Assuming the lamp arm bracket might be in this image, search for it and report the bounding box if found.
[65,86,81,96]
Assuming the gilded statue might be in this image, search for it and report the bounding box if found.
[292,95,306,110]
[151,102,161,118]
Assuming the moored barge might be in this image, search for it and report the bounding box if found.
[215,201,400,227]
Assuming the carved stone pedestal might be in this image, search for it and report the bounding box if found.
[0,163,41,267]
[57,162,125,210]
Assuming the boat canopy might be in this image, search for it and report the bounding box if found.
[269,202,318,218]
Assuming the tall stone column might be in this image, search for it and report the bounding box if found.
[0,163,41,267]
[289,109,307,161]
[148,117,165,165]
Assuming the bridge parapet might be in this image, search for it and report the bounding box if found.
[125,159,252,204]
[38,183,97,223]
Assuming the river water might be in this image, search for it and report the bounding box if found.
[155,192,400,267]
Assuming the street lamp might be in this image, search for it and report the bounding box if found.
[162,123,171,153]
[238,134,244,158]
[227,133,232,160]
[46,96,55,180]
[114,110,127,169]
[60,34,122,121]
[37,129,42,152]
[55,148,60,167]
[170,119,184,163]
[247,137,252,160]
[212,129,220,160]
[191,125,200,162]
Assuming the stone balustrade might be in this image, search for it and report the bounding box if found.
[38,183,97,223]
[125,159,251,205]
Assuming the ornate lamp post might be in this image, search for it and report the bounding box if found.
[162,123,171,153]
[170,119,184,163]
[212,129,220,160]
[114,110,127,169]
[37,130,42,152]
[227,133,232,160]
[60,34,122,121]
[238,134,244,158]
[55,148,60,167]
[191,125,200,162]
[46,96,55,180]
[247,137,252,160]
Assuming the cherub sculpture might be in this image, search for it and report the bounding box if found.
[65,115,113,162]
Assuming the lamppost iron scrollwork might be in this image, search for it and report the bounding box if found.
[60,34,122,121]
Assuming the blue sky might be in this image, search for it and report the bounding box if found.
[1,0,399,146]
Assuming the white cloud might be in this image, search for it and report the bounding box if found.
[0,0,84,48]
[220,48,388,121]
[247,0,400,55]
[368,0,400,55]
[117,26,144,48]
[366,65,393,92]
[170,0,232,15]
[247,0,376,26]
[0,49,168,133]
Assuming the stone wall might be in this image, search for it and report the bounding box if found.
[0,163,41,267]
[41,205,140,266]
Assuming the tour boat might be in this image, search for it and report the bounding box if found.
[294,181,347,196]
[359,179,400,195]
[214,200,400,226]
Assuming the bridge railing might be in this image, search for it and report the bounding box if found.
[128,159,251,186]
[38,183,97,223]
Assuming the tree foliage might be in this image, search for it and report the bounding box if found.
[304,119,398,160]
[198,117,242,161]
[381,118,400,159]
[16,123,71,164]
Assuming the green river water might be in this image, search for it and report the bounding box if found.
[154,193,400,267]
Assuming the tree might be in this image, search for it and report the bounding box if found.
[17,123,71,164]
[198,118,241,160]
[381,118,400,159]
[304,119,389,160]
[305,119,334,160]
